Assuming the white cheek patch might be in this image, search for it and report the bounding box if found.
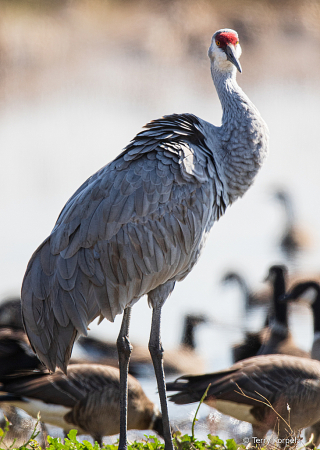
[212,49,238,74]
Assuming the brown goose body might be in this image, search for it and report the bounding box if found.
[283,281,320,447]
[167,354,320,440]
[0,364,163,445]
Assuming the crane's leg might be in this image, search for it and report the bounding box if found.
[117,307,132,450]
[148,305,173,450]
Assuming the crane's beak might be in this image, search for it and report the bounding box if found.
[225,44,242,73]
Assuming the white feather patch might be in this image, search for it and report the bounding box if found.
[9,398,73,430]
[206,398,257,424]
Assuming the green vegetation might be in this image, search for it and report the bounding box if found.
[0,392,313,450]
[0,392,243,450]
[0,424,244,450]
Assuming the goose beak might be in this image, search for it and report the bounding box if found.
[225,44,242,73]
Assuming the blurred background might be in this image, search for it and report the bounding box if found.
[1,0,320,443]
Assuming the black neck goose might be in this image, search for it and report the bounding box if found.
[0,328,44,377]
[0,297,43,375]
[0,364,163,446]
[282,281,320,448]
[232,265,309,363]
[273,189,309,261]
[167,354,320,442]
[283,281,320,360]
[257,265,309,358]
[0,297,24,331]
[221,269,271,362]
[221,271,270,310]
[0,298,44,375]
[232,319,269,363]
[0,298,47,446]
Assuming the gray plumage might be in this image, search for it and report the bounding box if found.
[167,354,320,441]
[21,30,268,373]
[21,28,268,450]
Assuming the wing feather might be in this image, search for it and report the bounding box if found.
[57,253,78,281]
[21,114,224,372]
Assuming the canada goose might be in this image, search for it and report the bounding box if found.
[273,188,310,261]
[0,364,164,446]
[166,354,320,442]
[232,265,309,363]
[0,298,92,370]
[0,299,47,446]
[257,265,309,358]
[0,298,43,375]
[282,281,320,447]
[77,314,207,376]
[232,322,269,363]
[0,297,24,330]
[221,269,271,362]
[0,328,44,377]
[283,281,320,360]
[221,271,270,310]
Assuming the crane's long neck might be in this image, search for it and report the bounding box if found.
[211,70,249,122]
[210,67,269,202]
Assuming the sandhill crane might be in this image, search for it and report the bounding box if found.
[0,364,164,446]
[167,354,320,443]
[21,28,269,450]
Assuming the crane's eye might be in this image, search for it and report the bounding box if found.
[216,40,221,47]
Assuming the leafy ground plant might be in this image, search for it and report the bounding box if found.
[0,390,315,450]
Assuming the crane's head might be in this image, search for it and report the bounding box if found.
[208,29,242,74]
